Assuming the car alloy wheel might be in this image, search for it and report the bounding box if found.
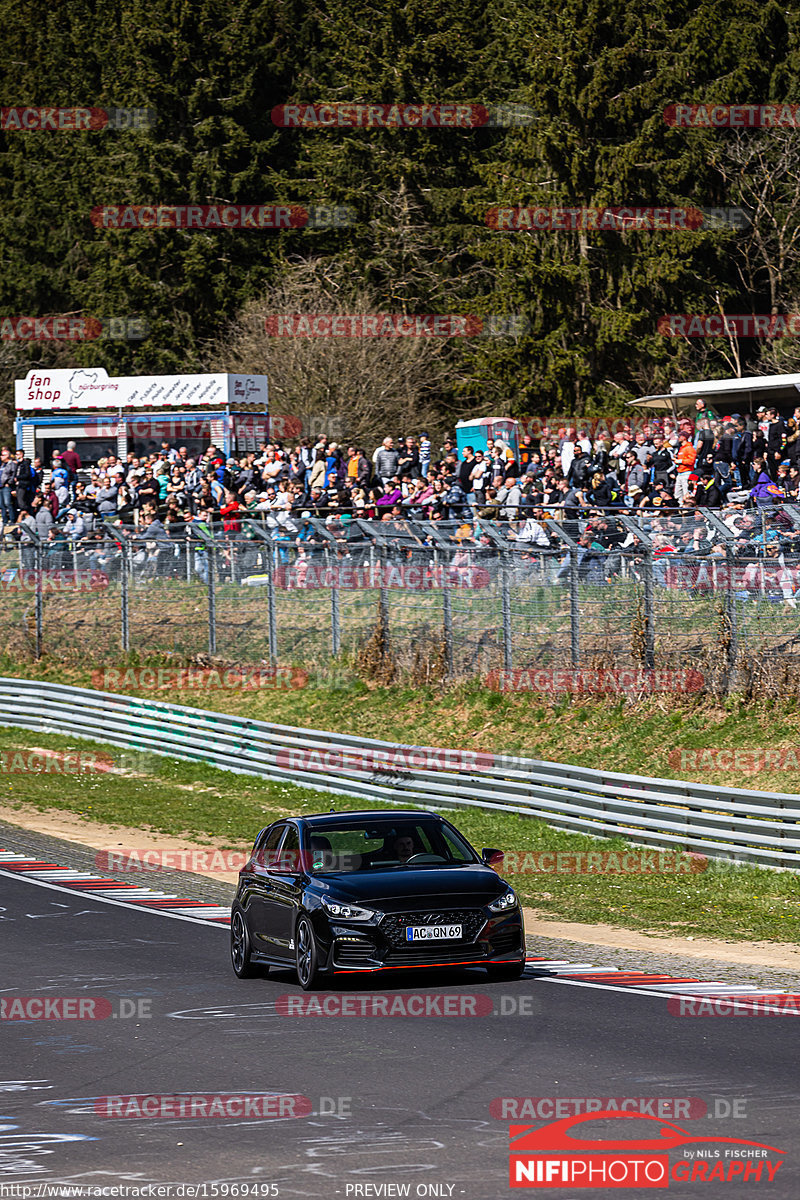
[295,914,320,990]
[230,907,263,978]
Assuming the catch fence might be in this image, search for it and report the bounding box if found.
[2,507,800,690]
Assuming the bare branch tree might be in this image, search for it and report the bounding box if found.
[711,130,800,317]
[206,258,462,447]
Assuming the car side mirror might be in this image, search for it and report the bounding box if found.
[482,848,504,867]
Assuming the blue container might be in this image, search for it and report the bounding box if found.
[455,417,520,462]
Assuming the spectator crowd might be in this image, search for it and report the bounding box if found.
[2,401,800,595]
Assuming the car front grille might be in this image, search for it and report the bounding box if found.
[380,909,486,950]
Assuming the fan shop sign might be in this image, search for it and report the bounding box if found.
[663,560,791,591]
[275,562,491,590]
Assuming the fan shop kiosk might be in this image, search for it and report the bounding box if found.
[14,367,269,466]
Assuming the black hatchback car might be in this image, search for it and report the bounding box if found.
[230,810,525,989]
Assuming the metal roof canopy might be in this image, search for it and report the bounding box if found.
[630,371,800,417]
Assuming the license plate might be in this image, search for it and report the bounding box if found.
[406,924,462,942]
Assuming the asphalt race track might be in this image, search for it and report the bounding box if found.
[1,863,799,1198]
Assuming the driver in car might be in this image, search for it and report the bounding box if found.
[394,834,416,862]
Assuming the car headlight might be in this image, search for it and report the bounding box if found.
[488,889,518,913]
[321,898,377,922]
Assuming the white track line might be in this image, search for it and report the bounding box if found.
[0,867,230,928]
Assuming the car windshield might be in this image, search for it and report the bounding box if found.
[303,817,477,874]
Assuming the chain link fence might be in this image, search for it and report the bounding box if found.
[3,507,800,691]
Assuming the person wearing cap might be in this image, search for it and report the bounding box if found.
[567,446,592,490]
[63,506,85,539]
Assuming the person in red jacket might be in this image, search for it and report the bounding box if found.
[60,440,81,477]
[220,489,242,533]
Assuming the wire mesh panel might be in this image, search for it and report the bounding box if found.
[270,541,340,666]
[39,537,126,664]
[126,532,209,659]
[212,533,273,661]
[502,548,571,673]
[446,544,504,678]
[0,533,38,662]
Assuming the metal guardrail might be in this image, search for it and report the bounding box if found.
[0,677,798,869]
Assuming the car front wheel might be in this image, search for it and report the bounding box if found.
[295,914,320,991]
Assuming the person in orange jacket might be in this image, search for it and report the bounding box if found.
[673,433,697,503]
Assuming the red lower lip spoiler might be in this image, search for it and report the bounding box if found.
[335,958,503,973]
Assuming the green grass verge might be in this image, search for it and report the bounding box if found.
[1,725,798,945]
